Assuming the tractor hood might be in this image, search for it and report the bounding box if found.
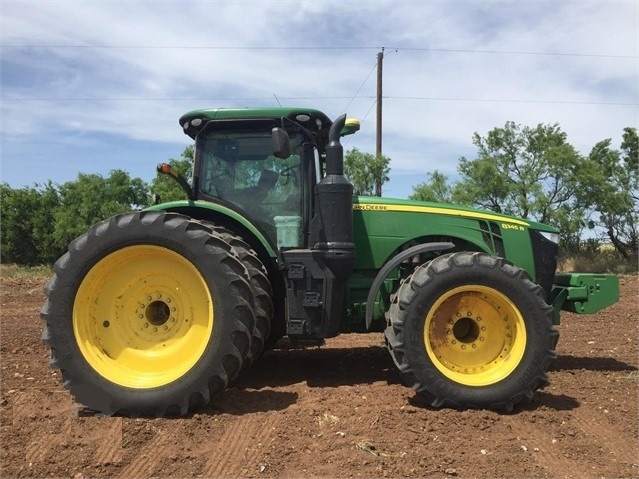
[352,196,558,234]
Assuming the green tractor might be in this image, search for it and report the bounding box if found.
[41,108,619,416]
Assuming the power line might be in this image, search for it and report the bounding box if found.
[0,97,365,101]
[360,99,378,126]
[385,46,637,60]
[388,96,639,106]
[2,96,636,106]
[340,61,378,115]
[0,45,377,50]
[0,44,635,59]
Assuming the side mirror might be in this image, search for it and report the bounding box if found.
[272,127,291,159]
[157,163,195,200]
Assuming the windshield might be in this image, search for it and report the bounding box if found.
[199,129,304,245]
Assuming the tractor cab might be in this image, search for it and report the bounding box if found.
[177,108,360,250]
[195,121,306,247]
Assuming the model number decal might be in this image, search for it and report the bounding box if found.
[502,223,526,231]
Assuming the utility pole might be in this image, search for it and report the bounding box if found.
[376,47,384,159]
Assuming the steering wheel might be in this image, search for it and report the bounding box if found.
[278,164,299,186]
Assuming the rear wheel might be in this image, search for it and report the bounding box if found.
[41,211,255,416]
[385,251,558,412]
[212,226,273,366]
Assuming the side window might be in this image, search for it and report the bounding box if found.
[199,131,305,246]
[200,139,238,197]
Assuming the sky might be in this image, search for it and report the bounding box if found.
[1,0,638,199]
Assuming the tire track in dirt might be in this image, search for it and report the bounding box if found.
[12,390,122,466]
[201,413,278,477]
[570,409,639,468]
[117,424,179,478]
[12,390,70,426]
[14,390,72,464]
[88,416,123,464]
[506,407,639,478]
[24,418,72,464]
[504,413,590,479]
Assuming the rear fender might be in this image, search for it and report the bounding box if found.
[145,200,276,258]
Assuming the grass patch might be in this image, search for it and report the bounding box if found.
[317,412,339,428]
[0,263,52,279]
[619,371,639,381]
[558,249,638,274]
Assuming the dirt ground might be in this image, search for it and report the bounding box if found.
[1,274,637,479]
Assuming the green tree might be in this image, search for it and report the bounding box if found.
[52,170,149,253]
[150,145,194,202]
[409,170,454,203]
[453,122,586,244]
[344,147,391,196]
[581,127,638,259]
[0,182,61,265]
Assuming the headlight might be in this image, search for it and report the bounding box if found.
[539,231,560,244]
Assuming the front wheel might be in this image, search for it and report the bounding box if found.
[385,251,558,412]
[41,211,255,416]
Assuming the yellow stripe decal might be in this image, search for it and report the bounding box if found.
[353,203,529,227]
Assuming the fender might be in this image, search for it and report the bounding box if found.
[365,241,454,329]
[145,200,277,257]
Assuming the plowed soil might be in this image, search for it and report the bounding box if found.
[1,274,637,479]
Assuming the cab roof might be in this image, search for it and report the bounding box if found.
[178,107,333,140]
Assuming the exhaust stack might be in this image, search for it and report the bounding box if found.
[310,114,354,251]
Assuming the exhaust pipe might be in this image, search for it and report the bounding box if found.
[310,114,354,252]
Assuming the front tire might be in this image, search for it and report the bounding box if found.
[41,211,255,416]
[385,252,558,412]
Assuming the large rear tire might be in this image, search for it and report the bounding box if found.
[385,251,558,412]
[41,211,255,416]
[212,226,273,366]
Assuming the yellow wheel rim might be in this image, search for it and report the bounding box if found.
[73,245,214,389]
[424,285,527,386]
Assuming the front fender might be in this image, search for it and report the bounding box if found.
[365,242,454,329]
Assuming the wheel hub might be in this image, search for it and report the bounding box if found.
[452,316,481,344]
[145,299,171,326]
[132,293,180,342]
